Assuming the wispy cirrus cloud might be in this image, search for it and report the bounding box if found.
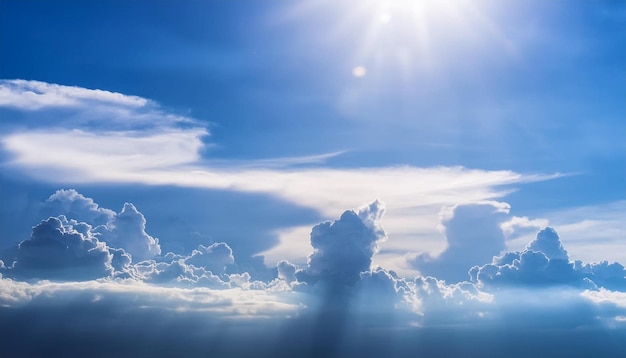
[3,128,207,173]
[0,79,198,130]
[0,79,148,110]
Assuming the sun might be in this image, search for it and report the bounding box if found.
[276,0,511,79]
[353,0,506,75]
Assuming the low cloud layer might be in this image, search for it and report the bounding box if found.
[0,189,625,357]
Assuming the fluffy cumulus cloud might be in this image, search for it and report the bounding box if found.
[34,189,162,262]
[277,260,298,284]
[133,242,242,289]
[575,261,626,291]
[41,189,115,226]
[3,216,114,281]
[527,226,569,260]
[0,189,276,290]
[0,191,163,281]
[184,242,235,274]
[410,202,509,282]
[135,258,230,288]
[41,189,161,261]
[296,200,387,287]
[1,189,626,356]
[470,227,626,291]
[95,203,161,261]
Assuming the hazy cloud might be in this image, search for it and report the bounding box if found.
[411,202,509,282]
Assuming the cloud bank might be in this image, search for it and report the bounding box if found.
[0,79,564,277]
[0,189,625,357]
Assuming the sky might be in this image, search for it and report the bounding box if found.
[0,0,625,357]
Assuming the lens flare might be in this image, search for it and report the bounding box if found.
[352,66,367,77]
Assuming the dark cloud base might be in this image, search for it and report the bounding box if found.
[1,304,624,358]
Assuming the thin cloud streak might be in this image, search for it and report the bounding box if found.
[0,278,301,317]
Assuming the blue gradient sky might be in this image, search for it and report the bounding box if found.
[0,1,625,357]
[3,1,623,207]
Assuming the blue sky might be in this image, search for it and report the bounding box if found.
[0,0,625,356]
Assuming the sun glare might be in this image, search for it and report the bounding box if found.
[379,12,392,24]
[352,65,367,77]
[343,0,510,78]
[278,0,510,75]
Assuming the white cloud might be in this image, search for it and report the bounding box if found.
[42,188,116,226]
[96,202,161,261]
[410,202,509,282]
[295,200,387,286]
[260,226,313,267]
[3,216,121,281]
[541,201,626,264]
[470,227,625,291]
[0,277,301,317]
[526,227,568,260]
[0,79,198,131]
[501,215,549,241]
[2,128,207,176]
[0,80,562,275]
[581,288,626,308]
[0,79,148,109]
